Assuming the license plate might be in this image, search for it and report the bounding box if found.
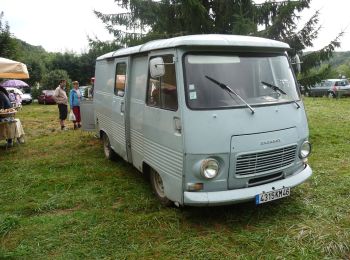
[255,187,290,205]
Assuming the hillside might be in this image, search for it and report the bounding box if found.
[327,51,350,67]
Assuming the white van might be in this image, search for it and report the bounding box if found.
[81,34,312,206]
[5,87,32,104]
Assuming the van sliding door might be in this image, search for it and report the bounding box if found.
[111,59,128,161]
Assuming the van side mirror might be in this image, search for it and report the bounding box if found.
[291,54,302,74]
[150,57,165,78]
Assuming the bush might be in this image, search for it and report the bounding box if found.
[41,69,71,90]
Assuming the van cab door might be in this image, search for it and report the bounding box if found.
[111,59,128,161]
[143,53,184,203]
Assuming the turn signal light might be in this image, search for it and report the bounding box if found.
[187,183,204,191]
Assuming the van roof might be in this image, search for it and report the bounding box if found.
[97,34,290,60]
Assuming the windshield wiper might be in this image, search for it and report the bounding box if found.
[205,75,255,114]
[261,81,300,109]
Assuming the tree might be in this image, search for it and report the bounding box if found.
[25,58,46,87]
[94,1,317,45]
[253,1,343,86]
[46,40,121,86]
[0,11,19,59]
[335,64,350,79]
[80,37,123,84]
[298,32,343,86]
[47,53,80,81]
[15,39,48,86]
[298,64,334,88]
[94,0,259,46]
[41,69,71,90]
[94,0,343,86]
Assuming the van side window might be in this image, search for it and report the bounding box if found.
[114,63,127,97]
[147,55,178,111]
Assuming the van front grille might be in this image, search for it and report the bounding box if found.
[235,145,297,176]
[248,172,283,187]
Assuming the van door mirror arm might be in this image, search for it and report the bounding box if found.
[291,54,302,74]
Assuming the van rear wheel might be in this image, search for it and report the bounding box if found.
[102,133,116,160]
[150,168,172,206]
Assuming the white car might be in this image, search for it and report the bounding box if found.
[5,87,32,104]
[324,79,350,98]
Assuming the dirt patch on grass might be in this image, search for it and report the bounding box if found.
[112,198,124,209]
[43,205,82,216]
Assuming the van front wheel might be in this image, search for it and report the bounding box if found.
[150,168,172,206]
[103,133,116,160]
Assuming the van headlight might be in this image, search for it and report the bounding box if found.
[200,158,219,179]
[299,141,311,159]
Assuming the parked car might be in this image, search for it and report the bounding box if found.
[305,79,350,98]
[38,90,56,104]
[5,87,32,104]
[325,79,350,98]
[79,86,92,98]
[305,80,329,97]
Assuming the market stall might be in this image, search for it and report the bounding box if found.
[0,57,28,147]
[0,58,29,79]
[0,108,25,147]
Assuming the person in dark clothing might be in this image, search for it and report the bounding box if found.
[0,86,14,146]
[0,86,11,109]
[53,80,68,130]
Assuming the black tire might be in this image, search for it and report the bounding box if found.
[328,92,335,99]
[102,133,116,160]
[150,168,172,206]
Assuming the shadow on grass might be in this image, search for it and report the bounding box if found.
[176,195,309,231]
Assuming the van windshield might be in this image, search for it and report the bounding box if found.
[184,53,299,110]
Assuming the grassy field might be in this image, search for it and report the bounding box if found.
[0,98,349,259]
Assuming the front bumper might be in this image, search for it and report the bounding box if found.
[22,99,32,104]
[183,164,312,206]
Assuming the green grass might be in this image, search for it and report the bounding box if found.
[0,99,349,259]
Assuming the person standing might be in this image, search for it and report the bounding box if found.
[0,87,14,146]
[53,79,68,130]
[15,93,22,108]
[0,87,11,109]
[8,91,16,106]
[69,81,82,129]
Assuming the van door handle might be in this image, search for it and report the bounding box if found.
[173,117,182,135]
[120,101,125,114]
